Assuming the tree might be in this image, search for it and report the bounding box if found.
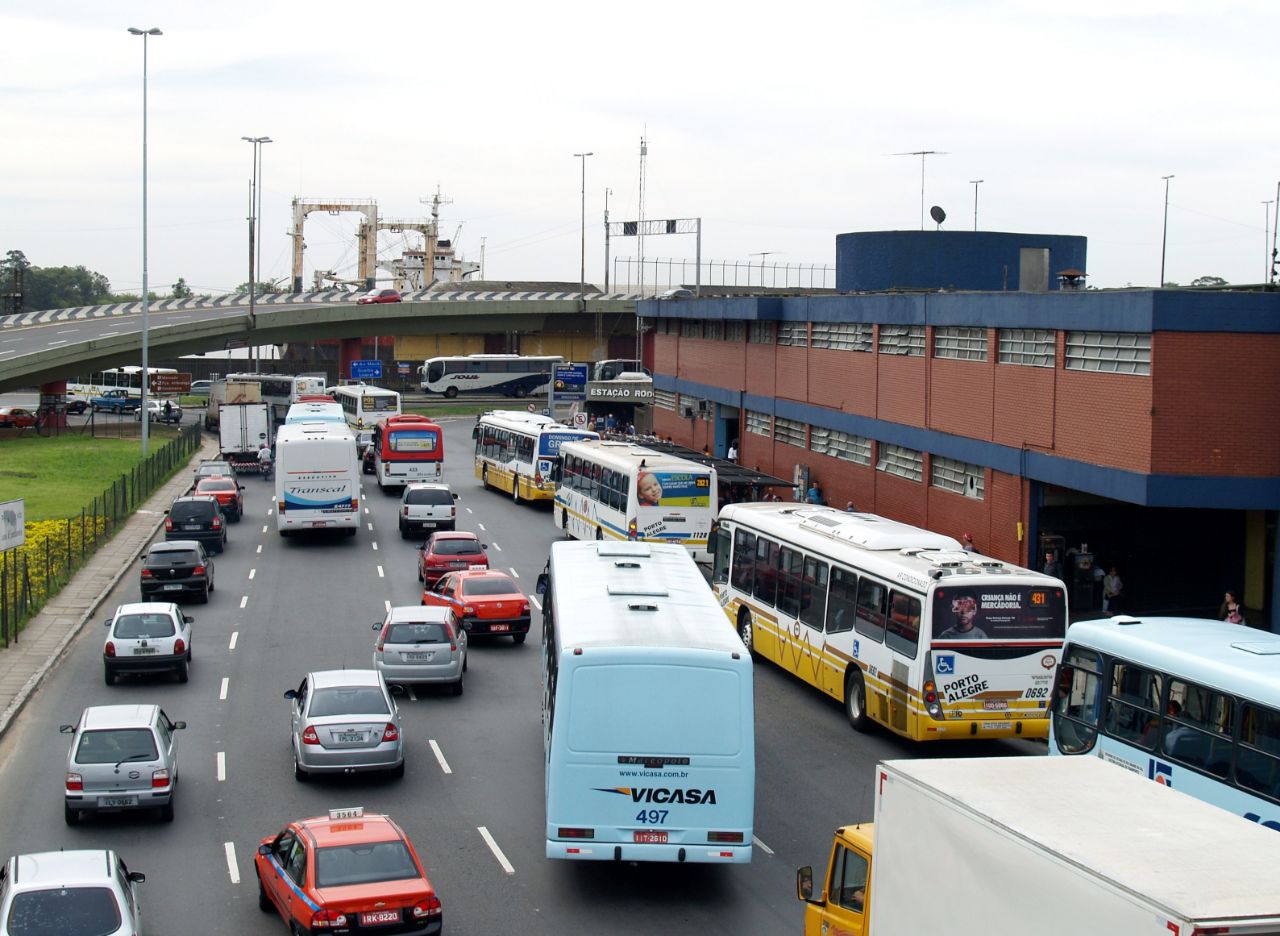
[23,264,114,310]
[1190,275,1228,287]
[172,277,193,299]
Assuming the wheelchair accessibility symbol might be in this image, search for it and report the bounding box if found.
[935,654,956,675]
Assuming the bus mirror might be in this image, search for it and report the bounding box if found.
[796,866,814,902]
[536,573,549,596]
[471,425,479,440]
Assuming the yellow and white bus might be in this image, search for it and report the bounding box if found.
[473,411,598,503]
[553,440,717,561]
[711,503,1068,742]
[331,384,401,430]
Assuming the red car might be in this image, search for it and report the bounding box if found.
[423,569,531,644]
[195,476,244,522]
[356,288,402,305]
[0,407,37,429]
[256,807,442,935]
[416,532,488,588]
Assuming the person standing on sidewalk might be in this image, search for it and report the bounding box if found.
[1219,590,1246,625]
[1103,567,1124,613]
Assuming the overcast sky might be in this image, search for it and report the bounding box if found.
[3,1,1277,297]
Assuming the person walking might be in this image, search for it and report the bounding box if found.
[727,439,739,462]
[806,481,823,505]
[962,533,977,553]
[1102,566,1124,613]
[1219,590,1247,625]
[1042,551,1063,580]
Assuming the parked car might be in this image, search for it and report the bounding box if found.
[0,407,37,429]
[195,475,244,522]
[164,494,227,553]
[400,482,457,537]
[255,808,441,934]
[140,539,214,603]
[373,605,466,695]
[64,398,90,415]
[135,398,183,423]
[60,703,186,824]
[0,850,145,932]
[416,531,488,587]
[356,287,402,305]
[284,670,404,781]
[422,569,531,644]
[102,602,194,685]
[190,379,212,397]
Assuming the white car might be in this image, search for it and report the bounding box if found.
[0,850,144,936]
[103,602,194,685]
[400,482,457,537]
[135,398,183,423]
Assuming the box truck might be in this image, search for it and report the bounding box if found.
[797,756,1280,935]
[204,379,262,430]
[218,401,271,473]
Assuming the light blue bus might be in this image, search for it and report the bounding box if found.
[540,540,755,863]
[1049,616,1280,831]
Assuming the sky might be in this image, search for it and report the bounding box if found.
[2,0,1278,297]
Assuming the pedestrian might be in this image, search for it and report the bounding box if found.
[1042,551,1063,580]
[1102,566,1124,613]
[962,532,977,553]
[625,422,636,436]
[1219,590,1247,625]
[162,399,173,421]
[806,480,823,505]
[845,501,856,512]
[727,439,738,462]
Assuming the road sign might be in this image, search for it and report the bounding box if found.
[350,360,383,380]
[397,362,412,375]
[151,372,192,394]
[573,412,588,427]
[552,363,588,403]
[0,499,25,551]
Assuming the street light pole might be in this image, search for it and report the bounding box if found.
[1160,174,1175,287]
[573,152,593,305]
[128,26,162,456]
[970,179,983,231]
[1263,200,1274,285]
[242,136,271,373]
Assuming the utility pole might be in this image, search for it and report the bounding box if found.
[1160,174,1175,287]
[1263,201,1274,284]
[970,179,983,231]
[893,150,948,230]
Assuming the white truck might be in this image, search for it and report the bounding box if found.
[218,401,271,474]
[797,756,1280,936]
[274,422,360,537]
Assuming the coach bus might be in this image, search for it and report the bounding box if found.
[1049,615,1280,831]
[552,440,717,561]
[68,366,179,400]
[370,414,444,489]
[473,411,599,503]
[711,503,1068,743]
[290,374,329,402]
[419,354,562,398]
[332,384,401,430]
[274,422,360,538]
[541,540,755,863]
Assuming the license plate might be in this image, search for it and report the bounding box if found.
[133,647,158,655]
[404,652,434,662]
[360,910,401,926]
[982,721,1012,730]
[184,524,201,531]
[450,561,466,568]
[102,796,138,808]
[337,732,365,743]
[311,521,327,528]
[634,830,668,844]
[163,584,183,591]
[490,623,510,632]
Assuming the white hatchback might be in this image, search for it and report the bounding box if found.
[0,850,145,936]
[103,602,194,685]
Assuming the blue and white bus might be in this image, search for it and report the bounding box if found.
[419,354,562,398]
[540,540,755,863]
[1050,615,1280,831]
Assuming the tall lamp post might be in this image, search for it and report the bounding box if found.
[1263,200,1274,284]
[969,179,983,231]
[128,26,161,455]
[242,136,271,373]
[1160,174,1175,287]
[573,152,593,302]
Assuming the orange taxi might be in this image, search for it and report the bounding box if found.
[255,806,442,935]
[422,569,531,644]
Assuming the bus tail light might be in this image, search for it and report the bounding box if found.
[351,497,359,512]
[923,678,944,720]
[627,520,638,540]
[277,500,286,514]
[707,831,744,843]
[558,827,595,839]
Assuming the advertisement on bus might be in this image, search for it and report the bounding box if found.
[636,471,711,508]
[931,585,1066,641]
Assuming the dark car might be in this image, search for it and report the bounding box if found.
[356,288,402,305]
[164,496,226,553]
[362,444,376,475]
[140,540,215,603]
[65,399,90,415]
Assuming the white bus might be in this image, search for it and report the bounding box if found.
[1050,616,1280,832]
[711,503,1068,743]
[473,410,599,503]
[541,540,755,863]
[67,366,179,400]
[332,384,402,430]
[419,354,562,398]
[274,422,360,538]
[284,401,345,425]
[290,374,329,402]
[591,359,650,381]
[552,440,717,561]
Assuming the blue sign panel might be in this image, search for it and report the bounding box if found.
[350,359,383,380]
[553,363,588,402]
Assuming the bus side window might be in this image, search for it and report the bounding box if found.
[1237,704,1280,801]
[853,578,887,643]
[753,537,779,607]
[885,591,921,659]
[799,557,828,630]
[826,566,857,635]
[731,530,756,593]
[1051,648,1104,754]
[1105,660,1162,750]
[776,547,803,619]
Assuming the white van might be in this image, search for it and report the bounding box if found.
[274,422,360,537]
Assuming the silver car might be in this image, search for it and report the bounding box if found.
[373,605,467,695]
[61,704,186,825]
[103,602,193,685]
[0,850,145,936]
[285,670,404,781]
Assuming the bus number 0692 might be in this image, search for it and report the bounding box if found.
[636,809,669,825]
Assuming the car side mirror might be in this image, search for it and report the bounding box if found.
[172,721,187,730]
[452,493,459,500]
[128,871,146,884]
[59,724,75,734]
[238,484,245,491]
[417,543,426,551]
[184,615,194,624]
[481,544,488,550]
[536,572,549,595]
[796,865,814,902]
[103,619,112,627]
[283,689,298,700]
[373,622,382,630]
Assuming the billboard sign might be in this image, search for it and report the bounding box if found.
[553,363,588,402]
[0,499,25,551]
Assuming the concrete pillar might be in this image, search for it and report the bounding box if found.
[337,338,363,381]
[39,379,68,429]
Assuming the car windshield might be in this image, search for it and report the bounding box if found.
[169,501,214,523]
[148,549,199,565]
[308,687,390,717]
[405,488,451,506]
[114,613,176,639]
[7,887,122,936]
[431,539,481,556]
[199,479,236,492]
[462,576,518,596]
[386,622,448,644]
[315,841,418,888]
[76,728,159,765]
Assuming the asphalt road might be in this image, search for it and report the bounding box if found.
[0,417,1039,934]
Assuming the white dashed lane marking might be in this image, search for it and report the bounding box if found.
[217,752,226,782]
[224,842,240,884]
[384,600,392,612]
[478,827,515,875]
[509,568,519,578]
[239,596,248,609]
[229,631,238,651]
[248,569,256,580]
[752,835,774,855]
[377,566,385,578]
[429,739,452,774]
[219,677,229,701]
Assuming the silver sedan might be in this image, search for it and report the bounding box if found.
[284,670,404,781]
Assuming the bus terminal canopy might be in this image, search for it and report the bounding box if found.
[632,439,792,491]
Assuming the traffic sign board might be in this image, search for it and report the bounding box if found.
[350,360,383,380]
[151,372,192,394]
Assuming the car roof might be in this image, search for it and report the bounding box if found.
[114,601,177,615]
[309,669,384,690]
[80,704,160,730]
[388,605,451,624]
[404,482,450,492]
[453,570,515,585]
[149,540,201,552]
[197,477,236,486]
[14,850,117,886]
[296,812,405,849]
[430,531,478,542]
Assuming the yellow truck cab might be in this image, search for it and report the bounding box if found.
[796,822,873,936]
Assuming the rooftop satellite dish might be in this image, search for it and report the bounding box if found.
[930,205,946,228]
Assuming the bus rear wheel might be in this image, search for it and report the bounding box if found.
[736,609,756,655]
[845,669,870,733]
[444,387,458,399]
[513,386,528,399]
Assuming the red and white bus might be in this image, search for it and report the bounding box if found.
[371,414,444,489]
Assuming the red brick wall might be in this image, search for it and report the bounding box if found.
[677,338,746,390]
[1055,367,1153,473]
[876,354,926,426]
[929,347,995,439]
[776,346,809,401]
[810,349,876,416]
[745,343,776,399]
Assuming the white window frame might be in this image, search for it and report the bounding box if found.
[745,410,772,438]
[810,426,872,466]
[876,443,923,482]
[933,326,988,361]
[998,328,1056,367]
[878,324,925,357]
[812,322,873,352]
[1065,331,1152,376]
[777,323,809,347]
[930,456,985,500]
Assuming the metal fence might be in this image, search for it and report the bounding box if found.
[0,422,202,645]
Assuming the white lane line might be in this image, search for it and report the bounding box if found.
[408,686,418,702]
[752,835,775,856]
[465,507,473,514]
[267,509,273,516]
[2,337,22,343]
[492,542,502,552]
[217,751,227,782]
[371,541,378,551]
[377,565,385,578]
[478,827,515,874]
[365,507,370,515]
[530,596,542,612]
[46,339,67,346]
[256,544,262,554]
[219,677,229,701]
[478,523,486,532]
[367,522,373,531]
[429,740,452,774]
[224,842,240,884]
[239,596,248,609]
[384,600,392,612]
[55,328,78,334]
[248,569,256,580]
[509,567,519,578]
[261,524,268,534]
[106,322,127,328]
[229,631,239,651]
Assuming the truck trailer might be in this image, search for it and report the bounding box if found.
[218,401,271,473]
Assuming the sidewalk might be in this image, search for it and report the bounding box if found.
[0,436,219,739]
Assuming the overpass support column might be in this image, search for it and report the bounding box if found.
[337,338,363,382]
[39,379,68,429]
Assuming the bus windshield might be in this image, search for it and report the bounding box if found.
[931,584,1066,642]
[389,429,439,453]
[539,431,593,458]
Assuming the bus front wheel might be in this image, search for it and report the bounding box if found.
[845,669,870,733]
[513,386,528,399]
[736,609,756,655]
[444,387,459,399]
